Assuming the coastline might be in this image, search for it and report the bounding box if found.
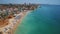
[10,10,32,34]
[0,3,39,34]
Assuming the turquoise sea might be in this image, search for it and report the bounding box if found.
[15,4,60,34]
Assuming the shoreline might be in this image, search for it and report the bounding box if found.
[0,10,32,34]
[9,10,32,34]
[0,4,39,34]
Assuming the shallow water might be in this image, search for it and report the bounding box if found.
[15,4,60,34]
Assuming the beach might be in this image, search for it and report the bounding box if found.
[0,10,31,34]
[0,3,38,34]
[8,10,31,34]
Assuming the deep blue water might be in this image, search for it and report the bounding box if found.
[15,4,60,34]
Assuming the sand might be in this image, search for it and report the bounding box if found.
[8,10,31,34]
[0,10,31,34]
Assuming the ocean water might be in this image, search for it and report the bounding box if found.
[14,4,60,34]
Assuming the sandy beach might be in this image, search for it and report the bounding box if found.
[0,10,31,34]
[8,10,31,34]
[0,3,38,34]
